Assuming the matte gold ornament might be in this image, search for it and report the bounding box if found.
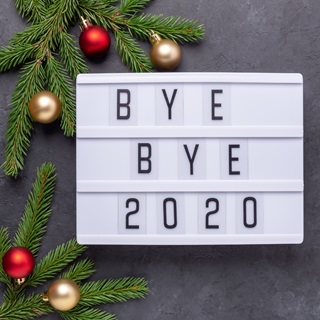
[28,91,62,124]
[42,279,81,311]
[149,30,182,71]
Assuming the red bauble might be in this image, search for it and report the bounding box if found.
[2,247,35,279]
[79,24,111,59]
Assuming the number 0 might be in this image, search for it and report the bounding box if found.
[163,198,177,229]
[243,197,257,228]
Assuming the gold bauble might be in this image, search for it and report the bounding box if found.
[28,91,62,124]
[43,279,80,311]
[149,31,182,71]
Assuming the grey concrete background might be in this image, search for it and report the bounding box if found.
[0,0,318,319]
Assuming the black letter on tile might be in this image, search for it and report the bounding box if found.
[205,198,219,229]
[117,89,131,119]
[211,89,223,120]
[162,89,177,120]
[229,144,240,175]
[126,198,140,229]
[138,143,152,174]
[243,197,257,228]
[183,144,199,175]
[163,198,177,229]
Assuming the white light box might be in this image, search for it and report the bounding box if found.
[76,73,304,245]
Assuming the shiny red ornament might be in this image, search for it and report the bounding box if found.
[79,17,111,59]
[2,247,35,279]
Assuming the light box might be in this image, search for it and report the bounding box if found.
[76,73,303,245]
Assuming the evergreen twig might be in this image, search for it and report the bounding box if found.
[79,277,148,306]
[13,163,56,256]
[13,0,47,22]
[59,307,116,320]
[60,259,95,283]
[114,28,153,72]
[27,239,86,287]
[0,293,53,320]
[46,56,76,136]
[0,227,11,284]
[2,61,45,177]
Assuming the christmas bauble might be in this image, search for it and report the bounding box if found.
[2,247,35,279]
[149,31,182,71]
[79,17,111,58]
[28,91,62,124]
[44,279,81,311]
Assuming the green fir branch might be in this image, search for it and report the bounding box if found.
[59,32,89,79]
[46,56,76,136]
[13,163,56,256]
[13,0,47,22]
[114,28,153,72]
[126,14,205,42]
[9,23,51,47]
[27,239,86,287]
[60,307,116,320]
[79,277,148,307]
[0,44,36,72]
[77,0,116,29]
[0,227,12,284]
[119,0,151,15]
[61,259,95,283]
[0,293,53,320]
[2,60,45,177]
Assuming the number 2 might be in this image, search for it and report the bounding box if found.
[126,198,140,229]
[205,198,219,229]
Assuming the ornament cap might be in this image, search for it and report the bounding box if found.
[15,278,26,285]
[149,30,162,45]
[80,16,92,31]
[41,291,49,302]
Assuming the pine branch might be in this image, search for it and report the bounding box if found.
[79,277,148,307]
[2,60,45,177]
[59,32,89,79]
[0,227,12,284]
[119,0,151,15]
[46,56,76,136]
[61,259,95,283]
[27,239,86,287]
[60,307,116,320]
[9,23,51,47]
[126,14,205,42]
[77,0,117,29]
[0,44,36,72]
[0,293,53,320]
[13,163,56,255]
[114,28,153,72]
[13,0,47,22]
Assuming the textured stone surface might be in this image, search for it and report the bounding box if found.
[0,1,318,319]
